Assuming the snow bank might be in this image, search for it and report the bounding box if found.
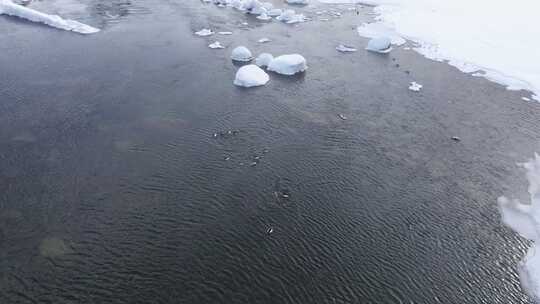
[354,0,540,100]
[499,154,540,301]
[267,54,307,75]
[255,53,273,67]
[0,0,99,34]
[231,46,253,61]
[234,64,269,87]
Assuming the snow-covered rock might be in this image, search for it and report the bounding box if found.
[256,12,272,21]
[0,0,99,34]
[408,81,422,91]
[231,46,253,61]
[234,64,269,87]
[336,44,357,52]
[255,53,274,67]
[209,41,225,49]
[195,28,213,36]
[366,36,392,53]
[267,54,307,75]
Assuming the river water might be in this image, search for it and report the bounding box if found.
[1,1,540,303]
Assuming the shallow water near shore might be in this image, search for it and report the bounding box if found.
[1,1,540,303]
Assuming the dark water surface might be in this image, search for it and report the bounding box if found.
[1,1,540,303]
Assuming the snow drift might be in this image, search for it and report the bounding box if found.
[499,154,540,301]
[0,0,99,34]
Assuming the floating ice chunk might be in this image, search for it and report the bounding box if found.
[286,0,308,4]
[408,81,422,91]
[255,53,274,67]
[261,2,273,11]
[231,46,253,62]
[234,64,269,87]
[499,154,540,300]
[195,28,213,36]
[267,8,283,17]
[0,0,99,34]
[522,97,532,102]
[257,12,272,21]
[258,37,271,43]
[218,31,233,35]
[267,54,307,75]
[336,44,357,52]
[209,41,225,49]
[357,22,406,46]
[276,9,306,24]
[366,36,392,53]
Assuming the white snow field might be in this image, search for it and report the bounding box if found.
[234,64,270,87]
[499,154,540,301]
[267,54,307,75]
[346,0,540,100]
[0,0,99,34]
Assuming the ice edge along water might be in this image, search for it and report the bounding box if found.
[499,154,540,301]
[352,0,540,101]
[0,0,99,34]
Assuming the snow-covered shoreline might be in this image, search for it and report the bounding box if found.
[346,0,540,101]
[0,0,99,34]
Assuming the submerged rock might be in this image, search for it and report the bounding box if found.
[39,237,70,258]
